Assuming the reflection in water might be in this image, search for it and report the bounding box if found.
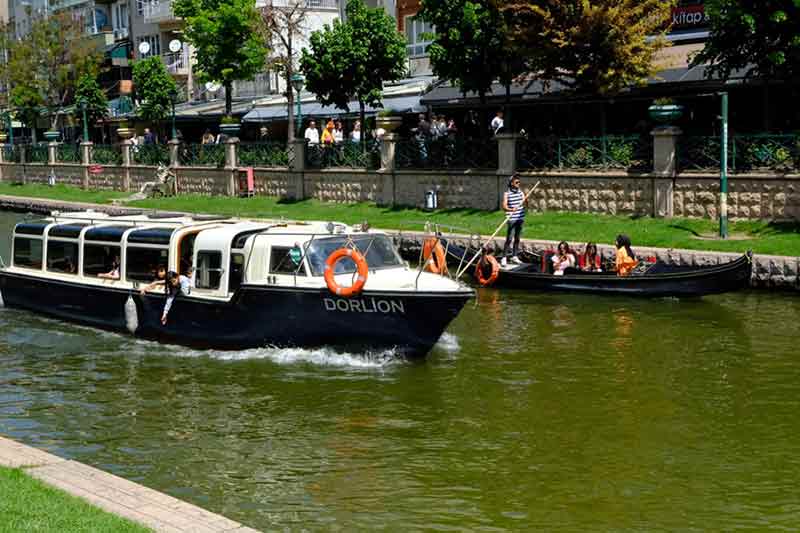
[2,210,800,531]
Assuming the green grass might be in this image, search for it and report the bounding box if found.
[0,183,127,204]
[1,183,798,256]
[0,466,151,533]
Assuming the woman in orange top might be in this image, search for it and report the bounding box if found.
[615,234,638,276]
[321,120,335,144]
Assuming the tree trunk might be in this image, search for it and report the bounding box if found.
[224,80,233,117]
[286,35,295,143]
[359,99,366,155]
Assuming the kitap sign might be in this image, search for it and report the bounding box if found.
[671,3,709,30]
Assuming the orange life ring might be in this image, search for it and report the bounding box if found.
[475,255,500,286]
[422,237,447,274]
[324,248,369,297]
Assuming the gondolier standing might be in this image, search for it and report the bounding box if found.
[501,173,528,267]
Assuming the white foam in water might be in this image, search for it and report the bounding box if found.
[435,332,460,353]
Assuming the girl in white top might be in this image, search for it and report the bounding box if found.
[551,241,576,276]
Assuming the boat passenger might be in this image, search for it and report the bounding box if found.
[551,241,576,276]
[98,256,121,279]
[615,234,638,277]
[161,270,191,325]
[579,243,602,272]
[139,265,167,294]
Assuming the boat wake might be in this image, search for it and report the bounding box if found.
[435,332,460,353]
[203,346,402,368]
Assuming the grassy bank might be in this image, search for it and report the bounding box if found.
[0,183,127,204]
[0,466,150,532]
[1,183,798,256]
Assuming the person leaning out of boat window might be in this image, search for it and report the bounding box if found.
[551,241,576,276]
[501,173,528,267]
[579,243,602,272]
[98,256,121,279]
[615,234,638,277]
[159,271,191,325]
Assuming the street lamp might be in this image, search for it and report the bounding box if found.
[77,98,89,143]
[169,88,178,141]
[291,73,305,139]
[2,111,13,145]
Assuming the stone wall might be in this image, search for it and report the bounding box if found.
[522,173,655,216]
[674,174,800,220]
[304,170,383,203]
[393,172,501,210]
[176,168,231,196]
[253,168,292,197]
[20,164,84,188]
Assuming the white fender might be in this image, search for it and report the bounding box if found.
[0,288,4,308]
[124,294,138,334]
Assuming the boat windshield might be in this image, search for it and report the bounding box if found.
[306,235,403,276]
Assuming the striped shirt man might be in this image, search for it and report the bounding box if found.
[502,175,527,265]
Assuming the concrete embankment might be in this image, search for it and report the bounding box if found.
[0,435,259,532]
[2,194,797,290]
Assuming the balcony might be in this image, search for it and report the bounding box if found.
[163,47,190,76]
[143,0,180,25]
[263,0,338,10]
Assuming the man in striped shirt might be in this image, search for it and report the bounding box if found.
[501,174,528,267]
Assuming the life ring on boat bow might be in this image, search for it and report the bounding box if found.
[324,248,369,297]
[475,255,500,287]
[422,237,447,274]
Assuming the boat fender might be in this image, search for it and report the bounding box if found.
[422,237,447,275]
[0,288,4,308]
[124,294,139,334]
[324,248,369,298]
[475,255,500,287]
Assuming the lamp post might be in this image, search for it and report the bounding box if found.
[719,91,728,239]
[3,111,12,145]
[291,73,305,139]
[77,98,89,143]
[169,88,178,141]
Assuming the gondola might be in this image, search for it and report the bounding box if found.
[435,238,752,298]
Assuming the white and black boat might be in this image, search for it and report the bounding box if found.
[0,211,473,357]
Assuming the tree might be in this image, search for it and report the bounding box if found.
[691,0,800,80]
[174,0,268,117]
[418,0,523,115]
[132,56,178,134]
[260,0,312,142]
[75,73,109,140]
[501,0,674,94]
[300,0,406,151]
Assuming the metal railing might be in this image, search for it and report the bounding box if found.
[517,135,653,171]
[132,144,170,166]
[238,142,291,167]
[143,0,177,23]
[92,144,123,165]
[678,134,800,173]
[306,142,378,169]
[57,144,81,163]
[27,143,48,164]
[179,143,225,167]
[2,145,22,163]
[268,0,338,8]
[396,137,498,170]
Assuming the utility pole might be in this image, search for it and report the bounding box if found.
[719,91,728,239]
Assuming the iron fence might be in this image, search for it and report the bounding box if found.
[238,142,291,167]
[2,145,21,163]
[678,134,800,173]
[92,144,123,165]
[132,144,170,166]
[396,137,498,170]
[27,143,49,164]
[677,136,725,172]
[306,142,378,169]
[57,144,81,163]
[517,135,652,171]
[179,143,225,167]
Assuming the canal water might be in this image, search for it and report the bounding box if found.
[1,210,799,531]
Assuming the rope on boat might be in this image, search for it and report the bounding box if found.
[124,294,139,334]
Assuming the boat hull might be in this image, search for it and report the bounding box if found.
[0,272,471,357]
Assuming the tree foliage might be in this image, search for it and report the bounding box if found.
[300,0,406,115]
[691,0,800,80]
[75,73,110,127]
[418,0,522,102]
[132,57,178,123]
[174,0,267,116]
[501,0,674,94]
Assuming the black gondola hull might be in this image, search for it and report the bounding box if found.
[0,272,471,357]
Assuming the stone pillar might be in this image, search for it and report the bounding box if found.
[380,133,398,172]
[48,141,58,165]
[651,127,681,218]
[81,141,92,189]
[288,138,307,200]
[496,133,518,176]
[224,137,239,197]
[120,140,132,192]
[168,139,181,168]
[19,144,26,165]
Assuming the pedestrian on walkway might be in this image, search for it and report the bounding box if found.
[304,120,320,144]
[501,173,528,267]
[491,110,505,136]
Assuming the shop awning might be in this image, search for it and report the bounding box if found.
[242,95,427,123]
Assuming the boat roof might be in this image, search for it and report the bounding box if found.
[17,210,376,239]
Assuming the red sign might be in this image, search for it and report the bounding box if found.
[88,165,104,175]
[671,4,708,30]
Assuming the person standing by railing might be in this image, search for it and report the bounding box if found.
[305,120,320,145]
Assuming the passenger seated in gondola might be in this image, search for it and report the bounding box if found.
[98,256,121,279]
[551,241,576,276]
[160,270,191,325]
[615,234,638,276]
[579,243,602,272]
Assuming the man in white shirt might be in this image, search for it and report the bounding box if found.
[304,120,320,144]
[490,110,504,136]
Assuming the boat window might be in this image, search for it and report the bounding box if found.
[13,237,43,269]
[84,225,129,243]
[196,251,223,289]
[49,223,89,239]
[126,247,168,282]
[83,244,120,277]
[15,222,48,236]
[229,253,244,292]
[46,241,79,274]
[127,227,176,246]
[269,246,306,276]
[306,235,402,276]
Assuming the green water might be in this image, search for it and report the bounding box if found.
[1,210,799,531]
